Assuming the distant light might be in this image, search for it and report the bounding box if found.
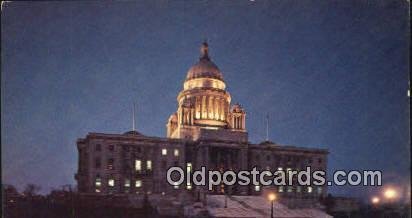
[268,193,276,201]
[384,188,397,199]
[108,179,115,187]
[135,180,142,188]
[371,197,380,204]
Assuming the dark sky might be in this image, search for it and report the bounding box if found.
[1,1,410,200]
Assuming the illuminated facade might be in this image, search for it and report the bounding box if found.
[75,43,328,202]
[167,42,247,142]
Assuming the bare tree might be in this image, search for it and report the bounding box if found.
[23,184,41,197]
[3,184,19,197]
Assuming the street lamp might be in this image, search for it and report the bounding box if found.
[268,193,276,218]
[383,188,397,200]
[371,196,380,205]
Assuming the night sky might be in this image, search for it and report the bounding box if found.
[1,1,409,200]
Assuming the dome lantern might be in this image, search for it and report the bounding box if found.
[200,41,209,60]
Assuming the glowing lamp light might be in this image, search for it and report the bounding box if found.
[268,193,276,201]
[371,197,380,204]
[384,188,397,199]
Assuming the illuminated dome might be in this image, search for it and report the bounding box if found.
[186,43,224,81]
[167,42,247,140]
[183,42,226,91]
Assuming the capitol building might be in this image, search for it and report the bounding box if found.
[75,42,329,215]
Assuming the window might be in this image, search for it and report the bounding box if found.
[146,160,152,170]
[107,158,114,170]
[135,180,142,188]
[255,185,260,192]
[277,167,283,171]
[287,186,293,192]
[135,160,142,171]
[174,149,179,157]
[297,186,302,193]
[278,186,284,192]
[108,179,115,187]
[95,177,102,187]
[162,148,167,156]
[307,186,313,193]
[95,158,101,168]
[95,144,101,151]
[173,182,179,189]
[124,179,130,187]
[109,145,114,151]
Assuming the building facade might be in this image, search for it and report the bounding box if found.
[75,43,328,200]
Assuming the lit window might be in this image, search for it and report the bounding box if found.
[279,186,284,192]
[108,179,115,187]
[95,189,101,193]
[162,148,167,156]
[297,186,302,193]
[135,160,142,171]
[277,167,283,171]
[107,158,114,170]
[135,180,142,188]
[307,186,313,193]
[287,186,293,192]
[255,185,260,192]
[187,185,192,190]
[124,179,130,187]
[146,160,152,170]
[173,182,179,189]
[95,177,102,187]
[174,149,179,157]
